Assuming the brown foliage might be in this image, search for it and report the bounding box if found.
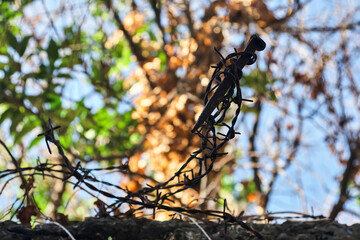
[16,205,37,225]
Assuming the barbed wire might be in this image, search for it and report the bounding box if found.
[0,35,291,240]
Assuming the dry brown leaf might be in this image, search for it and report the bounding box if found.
[17,205,37,225]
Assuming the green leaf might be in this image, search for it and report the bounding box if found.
[134,23,150,35]
[117,120,126,130]
[220,174,235,193]
[113,80,124,92]
[6,30,18,51]
[242,69,280,101]
[9,111,23,134]
[158,51,167,72]
[59,131,72,148]
[0,104,9,115]
[28,137,41,150]
[123,111,131,122]
[129,132,141,145]
[47,39,59,62]
[14,120,36,144]
[47,93,62,110]
[85,145,94,155]
[19,36,31,56]
[0,107,12,124]
[148,30,157,41]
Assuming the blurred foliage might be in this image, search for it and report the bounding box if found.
[0,2,138,161]
[0,0,140,220]
[1,0,360,223]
